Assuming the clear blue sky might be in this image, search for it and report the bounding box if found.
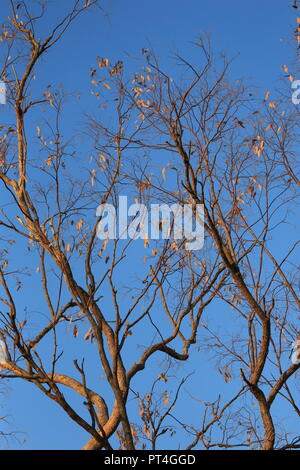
[0,0,297,450]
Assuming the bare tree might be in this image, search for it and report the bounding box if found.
[0,0,300,451]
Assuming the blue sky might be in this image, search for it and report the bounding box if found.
[0,0,298,450]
